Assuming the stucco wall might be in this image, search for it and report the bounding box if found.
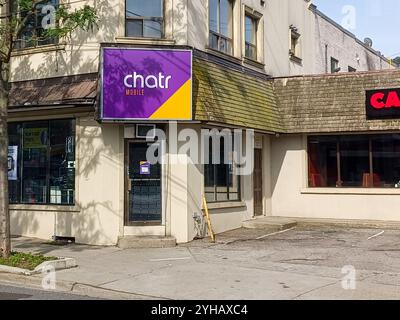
[10,0,393,82]
[10,0,189,81]
[271,134,400,221]
[74,117,123,245]
[275,0,315,76]
[188,0,315,76]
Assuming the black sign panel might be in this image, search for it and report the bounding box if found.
[366,88,400,120]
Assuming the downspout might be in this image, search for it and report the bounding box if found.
[325,43,328,73]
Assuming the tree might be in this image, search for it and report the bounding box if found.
[0,0,97,258]
[393,57,400,68]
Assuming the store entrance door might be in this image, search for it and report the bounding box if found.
[125,141,162,225]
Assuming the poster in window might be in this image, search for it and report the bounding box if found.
[140,161,151,175]
[8,146,18,181]
[23,128,48,149]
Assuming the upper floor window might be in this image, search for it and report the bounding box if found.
[331,57,340,73]
[125,0,164,38]
[245,14,257,60]
[13,0,59,49]
[209,0,233,55]
[289,25,301,63]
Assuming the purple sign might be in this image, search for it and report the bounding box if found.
[101,48,192,121]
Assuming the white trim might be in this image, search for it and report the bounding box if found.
[100,47,193,122]
[114,37,175,46]
[10,204,80,212]
[301,188,400,196]
[207,201,246,210]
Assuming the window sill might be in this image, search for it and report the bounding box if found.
[114,37,175,46]
[205,47,242,64]
[10,204,80,213]
[12,43,66,57]
[243,56,265,69]
[207,201,246,210]
[301,188,400,196]
[289,54,303,65]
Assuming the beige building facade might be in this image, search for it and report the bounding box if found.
[7,0,400,246]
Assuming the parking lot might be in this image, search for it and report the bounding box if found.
[180,226,400,299]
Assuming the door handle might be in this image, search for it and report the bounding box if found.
[127,179,132,192]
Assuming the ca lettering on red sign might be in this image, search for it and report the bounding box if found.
[366,88,400,119]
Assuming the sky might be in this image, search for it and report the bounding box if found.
[314,0,400,58]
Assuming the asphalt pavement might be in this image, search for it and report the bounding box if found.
[1,226,400,300]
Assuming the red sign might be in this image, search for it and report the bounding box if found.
[366,88,400,119]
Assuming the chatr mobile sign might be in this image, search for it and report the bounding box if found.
[366,88,400,119]
[100,48,192,121]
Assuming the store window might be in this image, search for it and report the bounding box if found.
[245,14,257,60]
[308,134,400,188]
[372,135,400,188]
[204,137,240,202]
[125,0,164,38]
[8,119,76,205]
[209,0,233,55]
[340,136,370,187]
[13,0,59,49]
[308,136,338,188]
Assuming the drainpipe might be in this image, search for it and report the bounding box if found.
[325,43,328,73]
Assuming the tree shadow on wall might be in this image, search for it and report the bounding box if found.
[8,0,190,247]
[9,0,122,246]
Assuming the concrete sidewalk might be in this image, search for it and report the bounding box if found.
[2,226,400,300]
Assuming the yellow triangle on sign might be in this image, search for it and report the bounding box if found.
[149,79,192,120]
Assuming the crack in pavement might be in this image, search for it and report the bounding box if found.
[291,280,340,300]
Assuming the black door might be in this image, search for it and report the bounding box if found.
[126,141,162,225]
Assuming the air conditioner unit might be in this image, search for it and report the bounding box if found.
[136,124,156,139]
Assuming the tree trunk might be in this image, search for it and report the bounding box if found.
[0,65,10,258]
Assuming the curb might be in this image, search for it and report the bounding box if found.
[0,258,77,276]
[0,272,167,300]
[292,217,400,230]
[70,283,168,300]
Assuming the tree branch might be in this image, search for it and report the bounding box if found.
[13,0,48,40]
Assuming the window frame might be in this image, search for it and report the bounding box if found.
[125,0,165,39]
[289,25,302,63]
[331,57,340,73]
[8,119,76,206]
[244,13,258,61]
[13,0,59,50]
[307,134,400,189]
[203,134,241,203]
[208,0,234,55]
